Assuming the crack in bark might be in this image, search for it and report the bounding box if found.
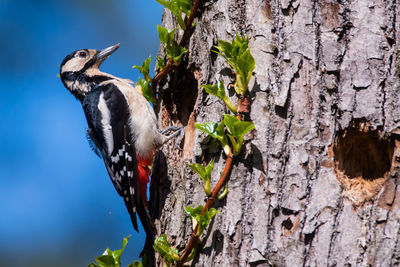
[326,196,344,265]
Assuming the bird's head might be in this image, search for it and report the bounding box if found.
[59,43,120,100]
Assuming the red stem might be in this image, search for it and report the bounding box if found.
[176,99,247,266]
[152,0,202,87]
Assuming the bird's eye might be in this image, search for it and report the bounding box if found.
[78,51,87,58]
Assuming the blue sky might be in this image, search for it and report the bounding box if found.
[0,1,163,266]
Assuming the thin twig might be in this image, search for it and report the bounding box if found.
[176,97,250,266]
[177,154,234,265]
[152,0,202,87]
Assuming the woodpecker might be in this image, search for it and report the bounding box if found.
[59,43,179,239]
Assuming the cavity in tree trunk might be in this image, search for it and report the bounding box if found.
[150,0,400,266]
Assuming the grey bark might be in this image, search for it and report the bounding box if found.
[150,0,400,266]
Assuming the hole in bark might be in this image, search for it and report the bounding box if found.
[304,232,315,245]
[334,120,394,180]
[282,218,293,230]
[162,68,198,125]
[333,119,395,206]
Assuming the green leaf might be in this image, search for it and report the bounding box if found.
[157,25,175,45]
[223,114,255,137]
[136,77,156,104]
[198,208,219,235]
[185,205,219,236]
[167,45,188,65]
[156,56,166,70]
[188,163,207,180]
[111,236,129,265]
[88,236,131,267]
[196,121,231,155]
[133,56,151,82]
[128,261,143,267]
[233,120,255,138]
[213,35,255,95]
[185,205,203,218]
[218,183,228,200]
[155,0,192,29]
[223,114,254,156]
[195,122,218,139]
[202,83,224,99]
[157,25,188,65]
[153,234,176,266]
[95,254,116,266]
[223,114,239,135]
[188,158,214,182]
[189,159,215,196]
[202,81,238,114]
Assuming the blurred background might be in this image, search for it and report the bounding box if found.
[0,0,163,266]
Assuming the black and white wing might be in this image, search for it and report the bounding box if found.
[82,83,141,231]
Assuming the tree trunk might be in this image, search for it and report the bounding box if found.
[150,0,400,266]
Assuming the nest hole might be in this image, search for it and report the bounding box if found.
[332,120,396,206]
[162,68,198,125]
[333,121,394,180]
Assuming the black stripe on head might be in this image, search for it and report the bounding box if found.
[79,50,100,74]
[61,72,112,84]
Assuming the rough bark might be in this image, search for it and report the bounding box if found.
[150,0,400,266]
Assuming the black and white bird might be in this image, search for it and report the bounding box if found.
[59,43,180,240]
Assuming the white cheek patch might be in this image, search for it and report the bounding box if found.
[98,92,114,155]
[61,57,87,73]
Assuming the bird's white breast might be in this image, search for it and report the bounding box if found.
[100,79,158,159]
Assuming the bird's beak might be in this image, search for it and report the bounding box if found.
[96,43,120,63]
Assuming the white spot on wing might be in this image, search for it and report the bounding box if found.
[98,92,114,155]
[111,154,119,163]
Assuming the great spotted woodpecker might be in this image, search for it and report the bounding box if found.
[59,43,180,239]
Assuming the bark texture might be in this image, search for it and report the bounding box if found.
[151,0,400,266]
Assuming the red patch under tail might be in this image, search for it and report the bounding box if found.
[137,154,154,209]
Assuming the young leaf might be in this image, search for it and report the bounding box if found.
[88,236,131,267]
[195,122,218,139]
[198,208,220,235]
[189,159,214,182]
[128,261,143,267]
[218,183,228,200]
[153,234,176,266]
[213,35,255,95]
[167,45,188,65]
[185,205,220,236]
[157,25,175,45]
[94,254,116,266]
[136,77,156,104]
[185,205,203,218]
[202,83,223,98]
[189,159,215,195]
[156,55,166,70]
[157,25,188,65]
[185,205,203,233]
[223,114,255,156]
[155,0,192,30]
[133,56,151,82]
[223,114,239,135]
[196,121,231,155]
[202,81,237,114]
